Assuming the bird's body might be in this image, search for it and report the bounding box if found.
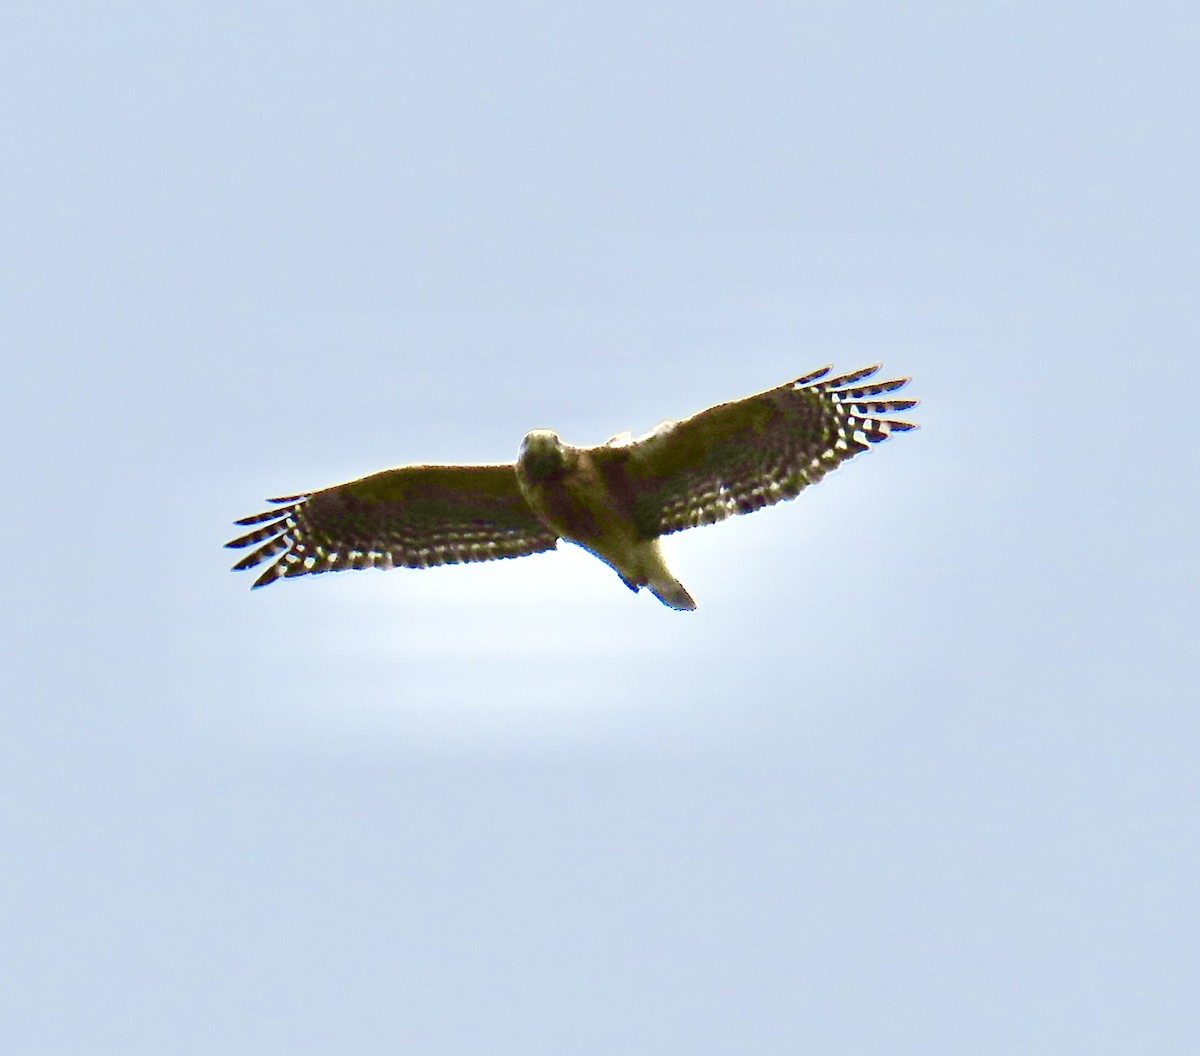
[227,364,918,609]
[516,431,696,609]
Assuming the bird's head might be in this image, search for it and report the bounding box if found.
[518,429,567,482]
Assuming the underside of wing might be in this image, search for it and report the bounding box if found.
[615,364,919,538]
[226,463,559,588]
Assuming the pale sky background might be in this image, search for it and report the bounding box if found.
[3,2,1198,1053]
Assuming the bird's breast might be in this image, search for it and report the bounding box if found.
[520,450,634,552]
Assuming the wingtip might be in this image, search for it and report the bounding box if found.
[827,363,884,388]
[793,365,833,386]
[250,567,281,589]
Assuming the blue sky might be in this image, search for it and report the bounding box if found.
[4,2,1198,1052]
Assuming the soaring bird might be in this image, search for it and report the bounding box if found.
[226,364,918,609]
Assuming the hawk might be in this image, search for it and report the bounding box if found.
[226,364,918,610]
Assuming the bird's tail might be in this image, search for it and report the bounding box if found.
[608,538,697,611]
[648,575,697,611]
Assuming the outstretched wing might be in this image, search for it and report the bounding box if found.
[226,464,558,588]
[613,364,918,538]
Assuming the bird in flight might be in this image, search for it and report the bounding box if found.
[226,364,918,609]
